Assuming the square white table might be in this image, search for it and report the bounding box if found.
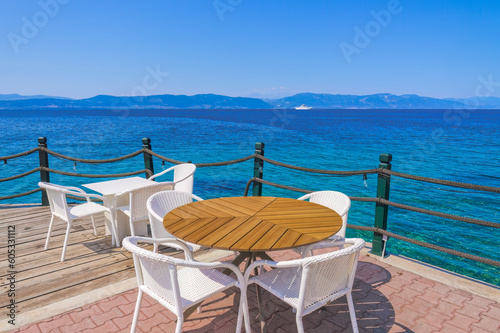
[83,176,173,241]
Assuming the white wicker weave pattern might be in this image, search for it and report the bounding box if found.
[147,190,204,253]
[298,191,351,256]
[123,236,251,333]
[243,238,365,333]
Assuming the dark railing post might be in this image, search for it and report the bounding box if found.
[252,142,265,196]
[371,153,392,256]
[142,138,154,179]
[38,137,50,206]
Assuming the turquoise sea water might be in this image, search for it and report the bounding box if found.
[1,109,499,285]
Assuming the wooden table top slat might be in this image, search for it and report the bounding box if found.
[230,221,275,251]
[211,216,263,250]
[163,197,342,252]
[196,216,251,247]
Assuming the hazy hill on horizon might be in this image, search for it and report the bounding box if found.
[1,92,499,109]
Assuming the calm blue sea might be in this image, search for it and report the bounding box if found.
[1,109,499,285]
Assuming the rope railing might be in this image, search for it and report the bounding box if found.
[0,147,40,161]
[40,167,153,178]
[144,148,257,167]
[0,167,41,182]
[348,225,500,268]
[381,169,500,193]
[0,188,41,201]
[245,177,500,229]
[41,147,145,164]
[255,154,380,176]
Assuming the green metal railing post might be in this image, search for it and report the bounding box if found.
[38,137,50,206]
[142,138,154,179]
[371,153,392,257]
[252,142,265,196]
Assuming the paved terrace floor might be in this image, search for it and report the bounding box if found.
[2,205,500,332]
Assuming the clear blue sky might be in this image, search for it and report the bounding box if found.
[1,0,500,99]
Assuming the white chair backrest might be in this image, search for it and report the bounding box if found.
[147,190,203,239]
[122,237,182,314]
[38,182,71,221]
[298,191,351,238]
[172,164,196,194]
[119,182,175,222]
[300,238,364,310]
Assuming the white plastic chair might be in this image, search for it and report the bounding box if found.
[147,190,204,253]
[241,238,365,333]
[148,163,196,195]
[297,191,351,256]
[111,182,175,245]
[123,236,251,333]
[39,181,119,262]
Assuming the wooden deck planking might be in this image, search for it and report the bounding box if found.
[0,204,185,316]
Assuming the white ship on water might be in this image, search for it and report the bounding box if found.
[294,104,313,110]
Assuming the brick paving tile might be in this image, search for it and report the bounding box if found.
[60,317,96,333]
[412,319,440,333]
[97,295,130,313]
[69,304,103,324]
[112,313,136,330]
[440,322,472,333]
[135,311,171,332]
[117,300,139,316]
[375,284,399,297]
[394,286,425,302]
[407,279,434,293]
[419,309,450,329]
[457,301,490,319]
[91,307,126,326]
[443,291,472,308]
[37,315,75,333]
[394,306,421,327]
[82,320,121,333]
[432,299,461,317]
[429,282,454,296]
[402,296,434,315]
[484,303,500,319]
[470,327,494,333]
[446,311,480,330]
[465,295,495,309]
[416,288,446,305]
[471,314,500,332]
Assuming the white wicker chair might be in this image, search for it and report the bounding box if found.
[123,236,251,333]
[38,181,119,262]
[146,190,204,253]
[111,182,175,245]
[148,163,196,195]
[241,238,365,333]
[297,191,351,256]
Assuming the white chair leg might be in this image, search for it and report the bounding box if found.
[346,292,359,333]
[130,289,143,333]
[108,211,120,248]
[241,290,251,333]
[44,215,55,250]
[60,222,72,262]
[153,243,159,253]
[175,317,184,333]
[296,315,305,333]
[90,215,97,235]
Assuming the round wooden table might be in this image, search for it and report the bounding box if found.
[163,196,342,253]
[163,196,343,332]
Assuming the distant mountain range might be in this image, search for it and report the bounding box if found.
[0,93,499,110]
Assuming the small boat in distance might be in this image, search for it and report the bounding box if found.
[294,104,313,110]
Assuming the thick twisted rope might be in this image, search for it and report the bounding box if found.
[255,154,379,175]
[245,178,499,229]
[381,169,500,193]
[0,167,41,182]
[0,188,41,200]
[348,225,500,267]
[40,147,145,164]
[144,148,256,167]
[0,147,40,161]
[40,167,153,178]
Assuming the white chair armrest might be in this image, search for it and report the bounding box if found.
[63,189,111,207]
[130,236,195,260]
[148,165,176,181]
[244,258,304,282]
